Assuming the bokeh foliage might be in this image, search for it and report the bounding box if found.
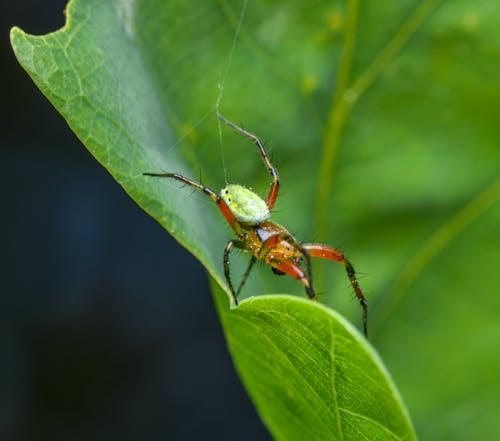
[11,0,500,439]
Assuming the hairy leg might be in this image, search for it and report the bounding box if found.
[223,239,250,305]
[303,244,367,336]
[143,172,243,237]
[217,113,280,210]
[270,260,316,300]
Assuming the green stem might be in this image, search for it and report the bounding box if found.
[315,0,443,241]
[372,176,500,335]
[315,0,360,241]
[348,0,442,101]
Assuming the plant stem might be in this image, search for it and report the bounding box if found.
[372,176,500,335]
[315,0,359,241]
[315,0,443,242]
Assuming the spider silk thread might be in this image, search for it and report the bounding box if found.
[215,0,248,185]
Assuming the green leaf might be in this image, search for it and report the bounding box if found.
[212,283,415,441]
[11,0,500,439]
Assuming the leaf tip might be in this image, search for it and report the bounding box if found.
[9,26,31,66]
[9,26,25,45]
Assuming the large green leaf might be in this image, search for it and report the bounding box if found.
[11,0,500,439]
[213,284,415,441]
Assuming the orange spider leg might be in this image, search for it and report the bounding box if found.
[266,183,280,211]
[143,172,244,237]
[217,113,280,210]
[270,261,316,300]
[216,199,243,237]
[303,244,368,336]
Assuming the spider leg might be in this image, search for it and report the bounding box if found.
[143,172,244,237]
[223,240,250,305]
[257,232,316,300]
[270,261,316,300]
[303,244,368,336]
[237,255,257,297]
[217,113,280,210]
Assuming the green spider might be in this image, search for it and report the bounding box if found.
[145,114,368,336]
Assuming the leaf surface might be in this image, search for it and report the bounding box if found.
[213,284,415,441]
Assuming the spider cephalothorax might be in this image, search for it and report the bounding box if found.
[144,114,368,336]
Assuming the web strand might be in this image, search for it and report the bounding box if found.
[216,0,248,184]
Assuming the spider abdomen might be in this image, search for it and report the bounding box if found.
[221,184,270,225]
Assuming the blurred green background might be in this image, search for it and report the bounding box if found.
[5,0,500,440]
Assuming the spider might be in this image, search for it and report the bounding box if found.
[144,114,368,336]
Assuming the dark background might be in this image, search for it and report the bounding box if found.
[1,2,270,440]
